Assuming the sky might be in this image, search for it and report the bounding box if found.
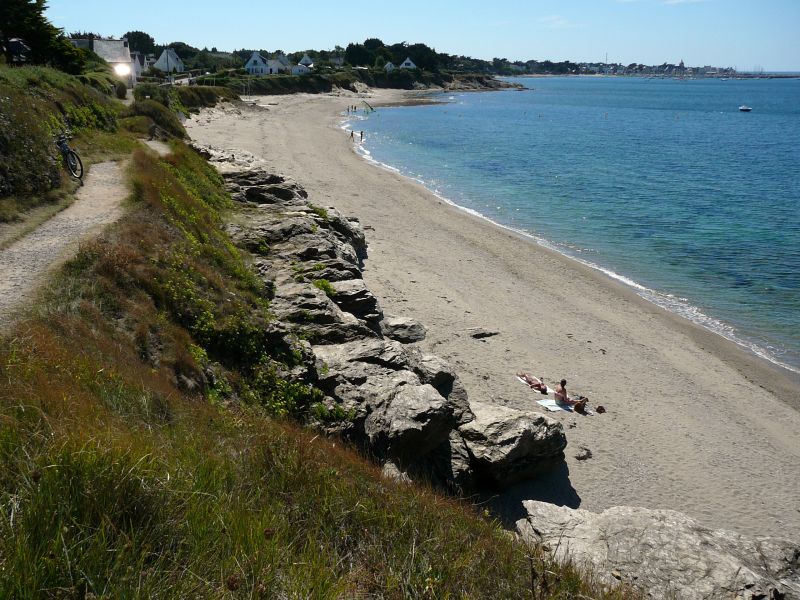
[46,0,800,71]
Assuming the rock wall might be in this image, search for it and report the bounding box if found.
[195,144,567,493]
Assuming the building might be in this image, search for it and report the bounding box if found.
[244,51,269,75]
[153,48,184,73]
[399,57,417,70]
[130,51,150,78]
[298,53,313,67]
[244,51,289,75]
[291,64,311,75]
[70,37,136,86]
[384,61,396,73]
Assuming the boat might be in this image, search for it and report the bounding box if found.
[739,105,753,112]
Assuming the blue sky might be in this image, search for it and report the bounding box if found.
[47,0,800,71]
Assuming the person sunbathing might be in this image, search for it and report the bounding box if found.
[517,372,548,394]
[554,379,589,414]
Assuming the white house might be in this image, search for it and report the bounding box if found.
[291,64,311,75]
[244,52,289,75]
[399,57,417,70]
[299,53,313,67]
[275,53,291,69]
[384,61,396,73]
[130,51,147,78]
[244,51,269,75]
[267,59,288,74]
[153,48,184,73]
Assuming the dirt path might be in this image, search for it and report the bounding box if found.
[0,161,127,329]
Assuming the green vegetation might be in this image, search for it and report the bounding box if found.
[128,99,186,138]
[0,66,123,220]
[313,278,336,297]
[0,0,87,73]
[0,135,636,599]
[0,63,639,599]
[134,82,238,113]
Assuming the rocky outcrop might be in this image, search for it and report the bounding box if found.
[195,143,567,493]
[459,402,567,488]
[516,501,800,600]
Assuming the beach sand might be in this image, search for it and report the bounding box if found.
[186,89,800,540]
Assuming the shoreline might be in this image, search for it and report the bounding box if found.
[344,94,800,391]
[186,89,800,539]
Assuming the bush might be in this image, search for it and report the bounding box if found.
[114,79,127,99]
[130,99,185,138]
[0,66,119,204]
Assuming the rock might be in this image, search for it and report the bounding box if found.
[365,383,456,462]
[269,276,376,343]
[330,279,383,325]
[458,402,566,488]
[312,339,461,462]
[417,430,474,493]
[405,349,473,426]
[467,327,499,339]
[381,316,427,343]
[382,461,412,484]
[574,445,592,461]
[516,502,800,600]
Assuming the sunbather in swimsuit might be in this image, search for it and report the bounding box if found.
[517,372,548,394]
[554,379,589,414]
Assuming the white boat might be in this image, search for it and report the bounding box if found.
[739,105,753,112]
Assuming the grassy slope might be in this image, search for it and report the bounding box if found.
[0,72,638,599]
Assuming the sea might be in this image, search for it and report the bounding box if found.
[345,76,800,374]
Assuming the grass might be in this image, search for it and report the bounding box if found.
[0,71,641,598]
[313,278,336,297]
[0,66,123,222]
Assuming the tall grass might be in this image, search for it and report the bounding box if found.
[0,137,640,598]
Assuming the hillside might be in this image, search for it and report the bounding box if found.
[0,67,639,598]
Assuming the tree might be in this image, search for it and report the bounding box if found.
[123,30,155,54]
[363,38,384,53]
[0,0,85,73]
[344,43,372,67]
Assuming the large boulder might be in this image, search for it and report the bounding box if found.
[516,501,800,600]
[365,383,457,462]
[312,339,461,463]
[458,402,566,488]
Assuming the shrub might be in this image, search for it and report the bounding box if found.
[130,99,186,138]
[0,66,119,206]
[313,278,336,297]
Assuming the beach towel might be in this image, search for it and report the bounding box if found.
[535,398,595,415]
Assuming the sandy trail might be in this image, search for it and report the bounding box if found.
[0,161,127,328]
[187,93,800,540]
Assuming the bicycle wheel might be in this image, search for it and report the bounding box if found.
[66,150,83,179]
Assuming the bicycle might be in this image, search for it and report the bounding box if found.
[55,131,84,180]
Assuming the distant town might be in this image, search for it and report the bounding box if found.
[4,29,789,92]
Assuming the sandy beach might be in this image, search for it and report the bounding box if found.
[186,89,800,540]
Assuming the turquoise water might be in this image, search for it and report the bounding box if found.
[349,76,800,373]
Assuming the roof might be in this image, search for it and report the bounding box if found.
[91,39,131,64]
